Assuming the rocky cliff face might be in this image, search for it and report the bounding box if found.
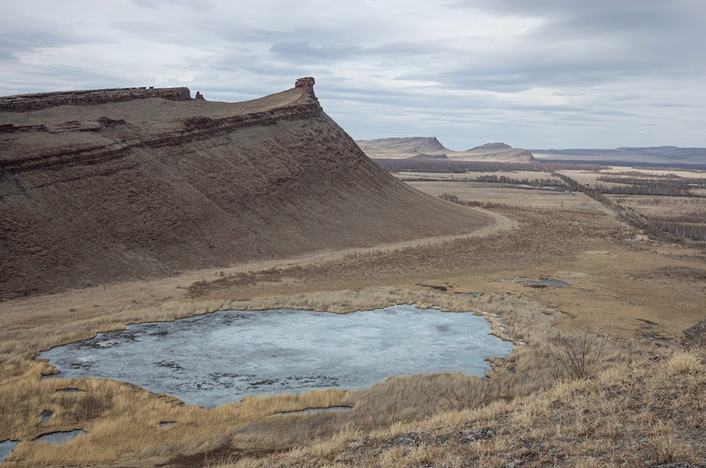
[0,87,192,113]
[0,79,491,299]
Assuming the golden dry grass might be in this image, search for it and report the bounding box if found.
[394,171,562,182]
[1,191,704,467]
[406,180,611,212]
[231,348,706,467]
[0,287,653,467]
[606,194,706,218]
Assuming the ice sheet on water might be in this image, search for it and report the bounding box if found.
[39,304,513,407]
[0,440,19,462]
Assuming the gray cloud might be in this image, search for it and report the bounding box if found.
[131,0,214,12]
[0,0,704,148]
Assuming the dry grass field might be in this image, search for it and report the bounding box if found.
[1,165,705,467]
[405,180,611,212]
[554,166,706,242]
[607,195,706,219]
[395,171,562,182]
[601,167,706,178]
[556,170,632,188]
[234,348,706,468]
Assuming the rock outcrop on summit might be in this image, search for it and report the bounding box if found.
[0,78,492,300]
[356,137,534,162]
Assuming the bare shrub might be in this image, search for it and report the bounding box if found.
[549,333,608,380]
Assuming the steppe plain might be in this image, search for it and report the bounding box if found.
[1,86,705,467]
[2,165,705,467]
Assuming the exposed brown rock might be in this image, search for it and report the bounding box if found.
[295,77,315,88]
[684,320,706,348]
[0,87,192,113]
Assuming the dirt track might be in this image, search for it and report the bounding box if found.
[2,203,703,349]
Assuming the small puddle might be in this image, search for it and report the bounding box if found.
[521,279,571,288]
[456,292,484,297]
[40,374,61,381]
[159,422,176,428]
[272,406,353,416]
[40,410,53,424]
[0,440,19,463]
[34,430,85,445]
[499,277,571,288]
[55,388,84,393]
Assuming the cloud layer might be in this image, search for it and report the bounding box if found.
[1,0,704,148]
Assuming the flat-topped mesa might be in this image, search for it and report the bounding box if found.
[0,87,192,113]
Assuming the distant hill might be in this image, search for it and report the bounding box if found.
[462,143,534,162]
[467,143,512,151]
[356,137,450,159]
[532,146,706,167]
[356,137,534,162]
[0,79,493,300]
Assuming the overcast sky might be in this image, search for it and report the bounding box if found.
[2,0,704,149]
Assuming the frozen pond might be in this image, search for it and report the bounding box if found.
[39,304,513,407]
[0,441,19,463]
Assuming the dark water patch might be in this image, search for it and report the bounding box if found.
[272,406,353,416]
[417,283,449,292]
[40,374,61,381]
[55,387,84,393]
[644,333,677,347]
[638,319,658,327]
[40,410,53,423]
[521,279,571,288]
[39,304,514,408]
[456,292,483,297]
[159,422,176,428]
[499,277,571,288]
[34,430,85,445]
[0,440,19,463]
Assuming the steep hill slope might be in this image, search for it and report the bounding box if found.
[0,79,492,300]
[357,137,534,162]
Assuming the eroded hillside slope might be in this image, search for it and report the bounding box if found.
[0,79,492,300]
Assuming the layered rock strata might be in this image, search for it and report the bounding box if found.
[0,78,491,299]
